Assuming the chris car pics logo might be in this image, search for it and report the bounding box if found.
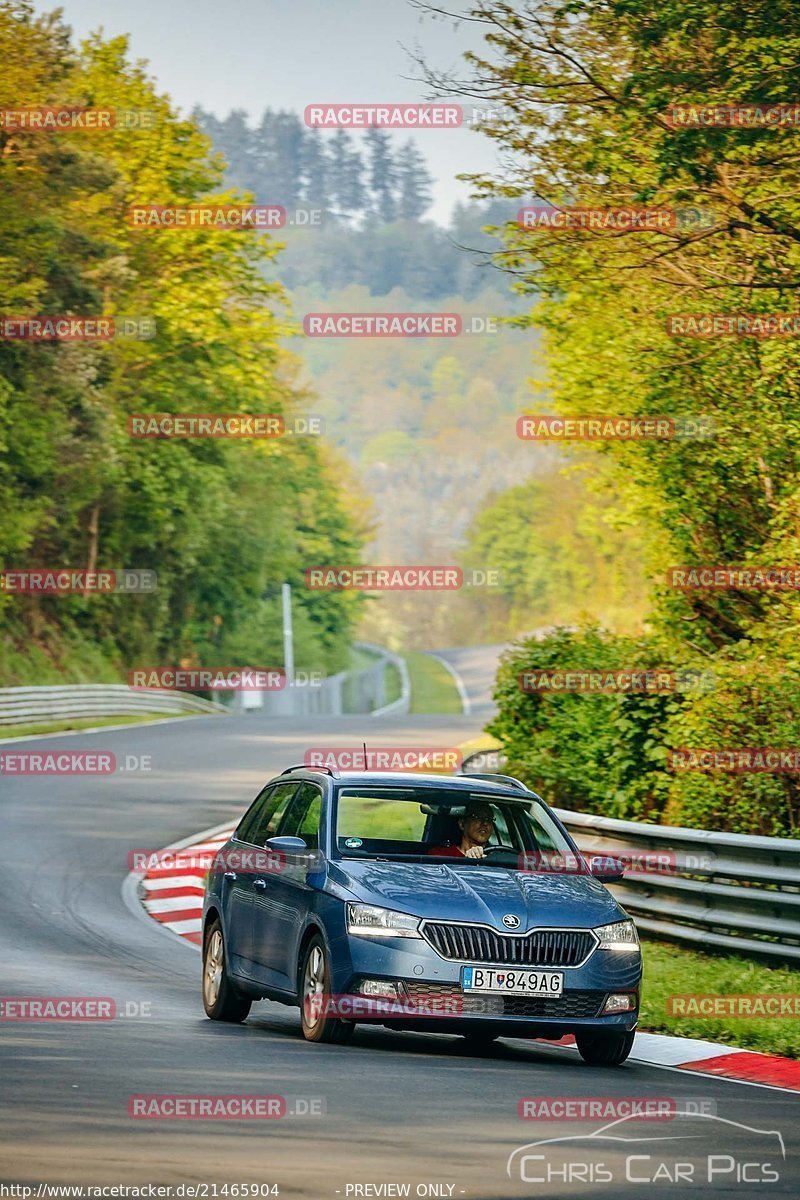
[506,1113,785,1186]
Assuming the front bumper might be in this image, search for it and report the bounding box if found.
[330,926,641,1035]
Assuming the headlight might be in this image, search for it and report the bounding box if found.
[595,919,639,951]
[346,903,421,939]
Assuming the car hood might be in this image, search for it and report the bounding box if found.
[330,859,622,930]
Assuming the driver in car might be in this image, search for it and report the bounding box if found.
[428,801,495,859]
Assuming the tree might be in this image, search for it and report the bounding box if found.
[0,2,366,683]
[426,0,800,833]
[327,130,367,221]
[364,127,397,222]
[299,127,330,209]
[257,108,305,207]
[395,139,433,220]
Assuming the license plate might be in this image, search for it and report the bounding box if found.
[461,966,564,995]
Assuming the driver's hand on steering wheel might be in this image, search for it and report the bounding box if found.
[464,845,485,859]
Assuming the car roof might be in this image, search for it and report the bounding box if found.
[281,768,535,799]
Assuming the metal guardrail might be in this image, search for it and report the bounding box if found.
[0,684,226,726]
[355,641,411,718]
[232,642,408,718]
[554,808,800,965]
[460,751,800,964]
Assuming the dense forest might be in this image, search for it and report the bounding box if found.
[457,0,800,837]
[194,108,436,225]
[202,112,646,648]
[0,3,366,684]
[5,0,797,839]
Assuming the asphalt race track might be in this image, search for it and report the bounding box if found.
[1,708,798,1197]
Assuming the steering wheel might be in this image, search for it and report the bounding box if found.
[481,844,519,858]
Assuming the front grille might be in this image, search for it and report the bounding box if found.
[403,981,605,1019]
[421,922,595,967]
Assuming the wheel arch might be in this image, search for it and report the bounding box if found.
[203,904,221,943]
[295,920,327,998]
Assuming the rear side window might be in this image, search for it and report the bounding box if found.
[236,786,275,844]
[279,782,323,848]
[262,782,301,842]
[236,782,299,846]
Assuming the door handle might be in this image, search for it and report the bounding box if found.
[223,871,237,881]
[253,878,268,890]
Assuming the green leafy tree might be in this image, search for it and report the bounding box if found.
[0,2,366,683]
[427,0,800,833]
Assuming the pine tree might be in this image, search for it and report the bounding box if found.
[364,127,397,223]
[395,139,433,220]
[216,109,254,192]
[328,130,367,221]
[299,128,329,208]
[258,109,305,206]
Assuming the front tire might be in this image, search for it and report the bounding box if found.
[299,935,354,1044]
[576,1029,635,1066]
[202,918,252,1023]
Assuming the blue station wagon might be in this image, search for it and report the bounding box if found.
[202,766,642,1064]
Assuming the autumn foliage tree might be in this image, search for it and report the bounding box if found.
[430,0,800,833]
[0,2,366,681]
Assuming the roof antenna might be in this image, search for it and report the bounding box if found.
[362,741,368,771]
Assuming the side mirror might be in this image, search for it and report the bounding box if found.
[589,855,626,882]
[266,836,308,854]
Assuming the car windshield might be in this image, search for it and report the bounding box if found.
[333,786,574,866]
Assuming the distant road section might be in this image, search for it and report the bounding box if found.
[428,643,507,722]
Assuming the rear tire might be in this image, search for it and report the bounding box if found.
[576,1029,635,1065]
[202,918,252,1023]
[299,935,354,1044]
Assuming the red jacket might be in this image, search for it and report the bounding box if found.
[427,844,465,858]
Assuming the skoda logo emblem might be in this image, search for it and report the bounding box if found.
[502,914,520,930]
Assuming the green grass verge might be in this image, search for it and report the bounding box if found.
[348,646,380,673]
[406,652,463,715]
[0,712,196,740]
[640,938,800,1058]
[0,629,122,687]
[382,661,402,705]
